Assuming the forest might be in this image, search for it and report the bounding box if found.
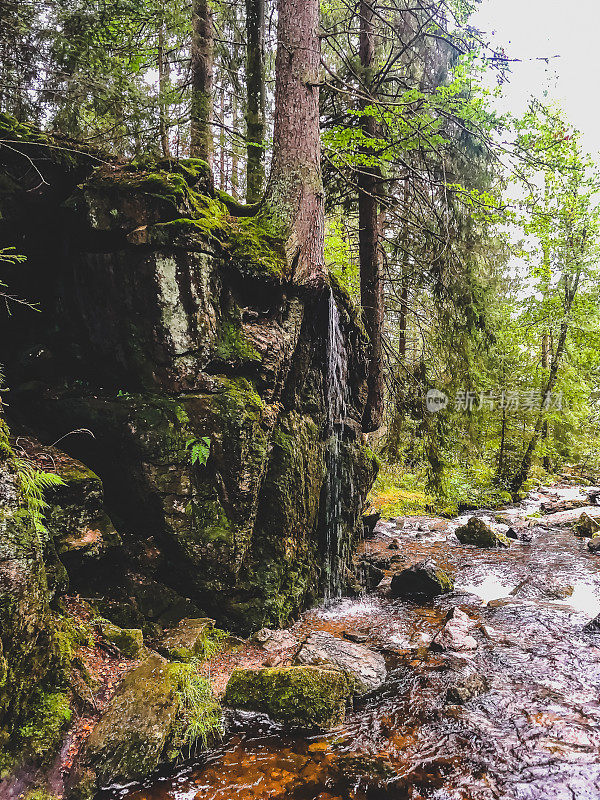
[1,1,600,799]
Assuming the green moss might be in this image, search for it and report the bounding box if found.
[18,691,72,758]
[224,666,354,729]
[20,789,60,800]
[100,622,145,659]
[213,307,261,365]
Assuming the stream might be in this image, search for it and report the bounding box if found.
[100,485,600,800]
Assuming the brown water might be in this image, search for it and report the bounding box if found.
[100,487,600,800]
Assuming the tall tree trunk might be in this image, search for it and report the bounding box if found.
[358,0,384,432]
[231,93,240,198]
[245,0,266,202]
[510,270,581,493]
[190,0,214,163]
[266,0,325,285]
[158,11,171,158]
[541,332,552,471]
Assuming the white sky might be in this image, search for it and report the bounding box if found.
[471,0,600,156]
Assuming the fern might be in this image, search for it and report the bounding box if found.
[14,458,65,537]
[185,436,211,467]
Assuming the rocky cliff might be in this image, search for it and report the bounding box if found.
[0,114,377,647]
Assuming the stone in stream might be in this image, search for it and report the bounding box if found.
[389,559,454,601]
[67,656,186,797]
[584,614,600,632]
[455,517,510,548]
[223,665,354,729]
[294,631,386,694]
[430,608,478,653]
[573,512,600,538]
[588,536,600,553]
[446,665,489,704]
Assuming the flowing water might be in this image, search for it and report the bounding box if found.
[100,486,600,800]
[324,290,350,601]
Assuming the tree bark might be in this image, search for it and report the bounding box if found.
[541,332,552,471]
[510,270,581,493]
[358,0,384,432]
[158,11,170,158]
[245,0,266,202]
[190,0,214,163]
[266,0,325,286]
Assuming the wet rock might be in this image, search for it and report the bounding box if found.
[430,609,478,653]
[573,512,600,538]
[99,622,145,659]
[541,498,587,514]
[538,506,600,528]
[343,631,369,644]
[294,631,386,694]
[585,487,600,505]
[223,665,354,728]
[429,520,449,532]
[584,614,600,632]
[588,536,600,553]
[155,617,215,662]
[388,539,400,550]
[455,517,510,548]
[446,666,489,704]
[505,527,519,540]
[362,512,381,539]
[252,627,298,652]
[390,559,454,601]
[68,656,180,796]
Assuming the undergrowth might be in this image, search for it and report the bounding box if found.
[170,661,223,754]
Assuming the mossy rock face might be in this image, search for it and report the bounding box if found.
[2,141,377,636]
[455,517,510,548]
[68,656,180,794]
[224,666,354,729]
[0,465,63,764]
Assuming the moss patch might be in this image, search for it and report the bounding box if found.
[224,666,354,729]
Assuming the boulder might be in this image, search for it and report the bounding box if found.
[586,488,600,505]
[362,512,381,539]
[294,631,386,694]
[446,665,489,704]
[390,559,454,601]
[68,656,180,796]
[430,609,478,653]
[99,622,145,659]
[505,527,519,540]
[538,506,600,528]
[573,512,600,538]
[584,614,600,632]
[455,517,510,548]
[155,617,215,662]
[223,666,354,728]
[588,536,600,553]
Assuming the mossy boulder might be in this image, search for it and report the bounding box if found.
[156,617,215,662]
[99,622,145,659]
[390,559,455,600]
[455,517,510,548]
[573,512,600,538]
[223,666,354,729]
[68,656,180,796]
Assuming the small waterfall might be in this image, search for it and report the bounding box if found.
[324,289,350,601]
